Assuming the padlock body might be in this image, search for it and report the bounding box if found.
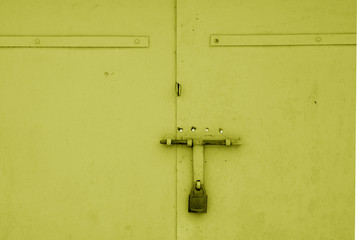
[188,185,207,213]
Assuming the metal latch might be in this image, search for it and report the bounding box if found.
[160,138,241,213]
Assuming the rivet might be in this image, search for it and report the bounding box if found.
[177,127,183,132]
[214,38,219,43]
[191,126,197,132]
[35,39,40,44]
[135,39,140,44]
[316,37,321,42]
[205,128,209,132]
[219,128,224,134]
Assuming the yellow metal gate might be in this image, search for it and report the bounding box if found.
[0,0,356,239]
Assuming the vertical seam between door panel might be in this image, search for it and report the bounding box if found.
[174,0,178,239]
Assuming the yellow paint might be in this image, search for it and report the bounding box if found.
[0,1,176,239]
[0,0,355,239]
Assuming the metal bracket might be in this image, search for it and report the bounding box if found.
[0,36,149,48]
[210,33,356,47]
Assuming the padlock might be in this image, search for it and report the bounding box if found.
[188,181,207,213]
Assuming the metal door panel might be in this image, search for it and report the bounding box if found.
[0,1,176,239]
[176,0,355,239]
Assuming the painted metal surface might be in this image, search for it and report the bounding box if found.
[0,1,176,240]
[176,0,355,239]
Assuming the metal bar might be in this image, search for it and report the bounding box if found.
[193,145,204,184]
[160,139,242,146]
[0,36,149,48]
[160,139,188,145]
[202,140,226,145]
[210,33,356,46]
